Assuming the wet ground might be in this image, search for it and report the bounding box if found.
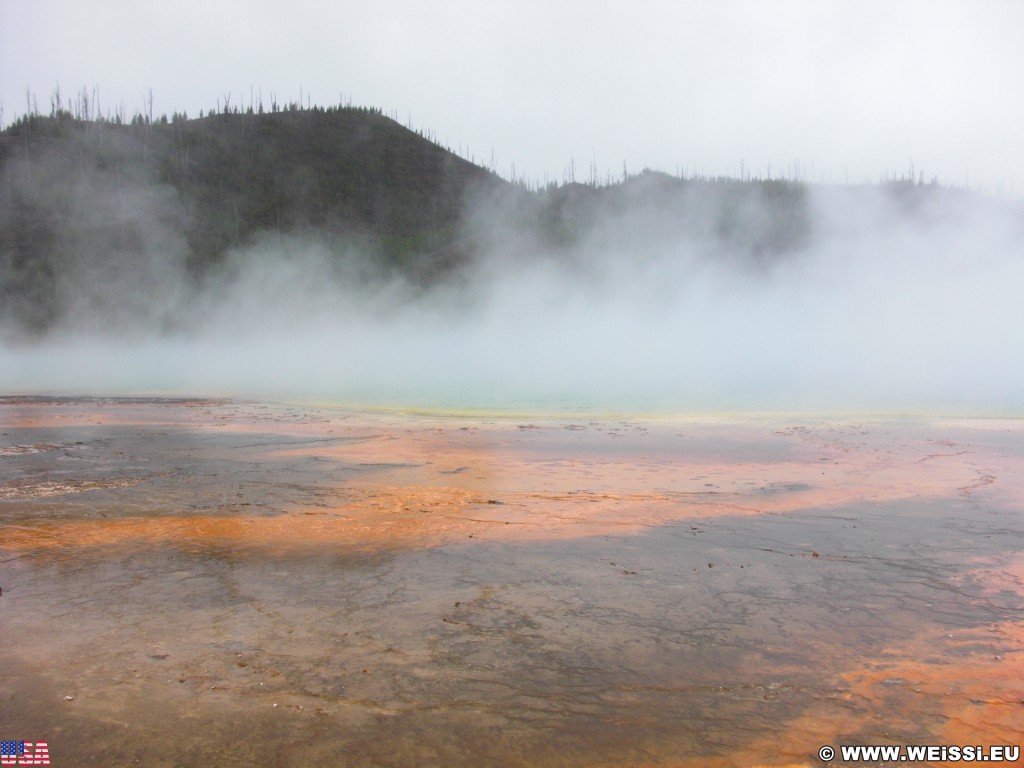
[1,397,1022,766]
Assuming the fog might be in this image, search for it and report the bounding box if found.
[2,175,1023,414]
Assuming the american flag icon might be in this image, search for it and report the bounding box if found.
[1,740,49,765]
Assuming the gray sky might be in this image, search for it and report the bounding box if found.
[2,0,1022,194]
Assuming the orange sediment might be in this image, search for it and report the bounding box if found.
[2,398,1022,766]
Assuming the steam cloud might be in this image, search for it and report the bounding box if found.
[2,150,1022,413]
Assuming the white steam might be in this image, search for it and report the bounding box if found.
[2,182,1022,413]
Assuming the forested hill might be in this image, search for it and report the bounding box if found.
[0,106,507,274]
[0,103,978,337]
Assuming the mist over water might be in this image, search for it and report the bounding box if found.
[2,178,1022,413]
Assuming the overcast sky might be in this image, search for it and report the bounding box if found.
[2,0,1022,194]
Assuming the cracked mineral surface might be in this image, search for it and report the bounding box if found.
[2,397,1022,767]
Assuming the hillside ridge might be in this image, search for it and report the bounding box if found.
[0,105,986,337]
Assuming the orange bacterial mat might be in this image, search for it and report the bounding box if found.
[2,398,1022,766]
